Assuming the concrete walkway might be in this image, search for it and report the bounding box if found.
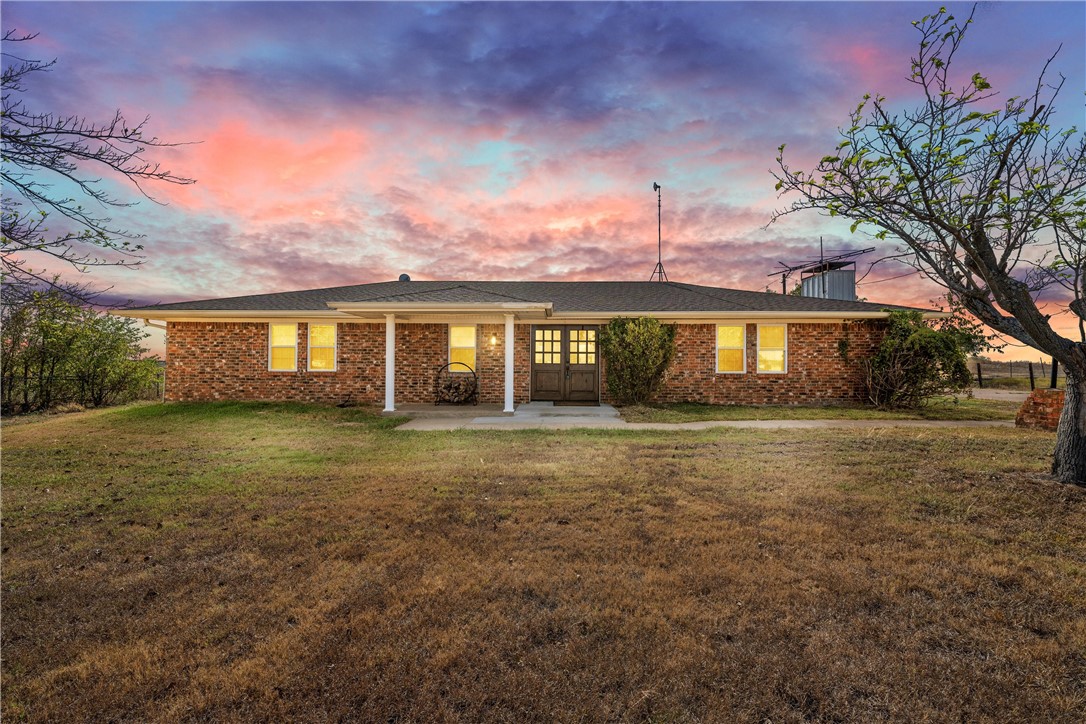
[970,388,1030,402]
[395,401,1014,432]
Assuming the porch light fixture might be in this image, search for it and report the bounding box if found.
[489,334,498,346]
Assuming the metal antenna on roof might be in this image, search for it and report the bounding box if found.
[649,182,669,282]
[768,242,875,295]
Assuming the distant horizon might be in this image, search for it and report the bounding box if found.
[5,1,1083,361]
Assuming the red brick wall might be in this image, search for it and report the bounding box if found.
[608,321,886,405]
[167,320,885,406]
[166,322,386,404]
[514,324,531,403]
[1015,388,1065,430]
[394,323,445,404]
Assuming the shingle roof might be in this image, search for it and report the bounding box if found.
[124,280,923,315]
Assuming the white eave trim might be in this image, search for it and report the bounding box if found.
[551,310,947,321]
[109,305,943,323]
[326,301,553,314]
[109,309,351,321]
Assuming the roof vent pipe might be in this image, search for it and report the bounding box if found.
[398,274,411,282]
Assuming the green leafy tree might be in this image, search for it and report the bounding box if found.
[928,292,1004,357]
[862,311,972,408]
[1,291,160,413]
[69,312,161,407]
[771,7,1086,484]
[599,317,677,405]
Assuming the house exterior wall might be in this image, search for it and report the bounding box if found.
[632,321,885,405]
[166,322,387,404]
[165,320,885,406]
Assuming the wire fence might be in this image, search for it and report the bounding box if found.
[970,358,1066,390]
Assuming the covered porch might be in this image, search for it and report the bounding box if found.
[326,302,553,414]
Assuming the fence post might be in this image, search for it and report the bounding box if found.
[1050,359,1059,389]
[976,362,984,389]
[1028,362,1035,391]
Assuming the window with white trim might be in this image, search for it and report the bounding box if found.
[449,325,476,371]
[308,323,337,371]
[716,325,746,373]
[757,324,787,373]
[269,323,298,371]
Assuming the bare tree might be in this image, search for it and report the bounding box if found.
[771,7,1085,485]
[1,30,195,299]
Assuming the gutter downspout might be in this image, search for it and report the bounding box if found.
[141,320,168,402]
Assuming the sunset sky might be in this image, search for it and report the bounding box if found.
[4,1,1084,359]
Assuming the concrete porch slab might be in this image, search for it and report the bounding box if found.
[395,401,622,430]
[385,403,512,419]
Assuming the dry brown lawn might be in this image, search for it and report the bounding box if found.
[2,402,1084,722]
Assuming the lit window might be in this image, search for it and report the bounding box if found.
[567,329,596,365]
[308,323,337,371]
[534,328,560,365]
[269,323,297,371]
[716,325,745,373]
[757,324,787,373]
[449,325,476,372]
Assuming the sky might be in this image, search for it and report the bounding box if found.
[3,1,1084,359]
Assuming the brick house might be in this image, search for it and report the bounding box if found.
[113,280,931,410]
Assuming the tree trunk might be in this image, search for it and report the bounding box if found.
[1052,370,1086,486]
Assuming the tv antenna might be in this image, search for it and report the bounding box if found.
[768,238,874,294]
[649,181,668,282]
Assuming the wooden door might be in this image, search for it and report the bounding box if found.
[530,325,599,402]
[530,327,564,401]
[564,327,598,401]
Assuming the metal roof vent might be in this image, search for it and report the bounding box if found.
[398,273,411,282]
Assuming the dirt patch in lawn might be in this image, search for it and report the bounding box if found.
[2,402,1083,721]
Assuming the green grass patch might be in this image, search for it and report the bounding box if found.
[619,396,1018,423]
[2,401,1079,723]
[980,376,1064,390]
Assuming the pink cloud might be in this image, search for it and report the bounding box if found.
[158,119,368,223]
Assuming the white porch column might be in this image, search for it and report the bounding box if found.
[503,314,515,413]
[384,314,396,412]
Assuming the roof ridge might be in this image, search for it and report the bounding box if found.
[458,282,541,304]
[668,282,760,311]
[361,284,467,301]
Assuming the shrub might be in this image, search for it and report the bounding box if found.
[862,310,972,408]
[1,291,162,414]
[598,317,677,405]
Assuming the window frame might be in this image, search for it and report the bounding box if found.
[268,322,298,372]
[715,324,747,374]
[756,323,788,374]
[307,322,338,372]
[448,324,477,373]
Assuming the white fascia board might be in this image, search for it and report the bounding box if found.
[108,309,350,322]
[552,310,946,322]
[326,301,553,313]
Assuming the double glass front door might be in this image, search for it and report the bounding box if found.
[530,326,599,402]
